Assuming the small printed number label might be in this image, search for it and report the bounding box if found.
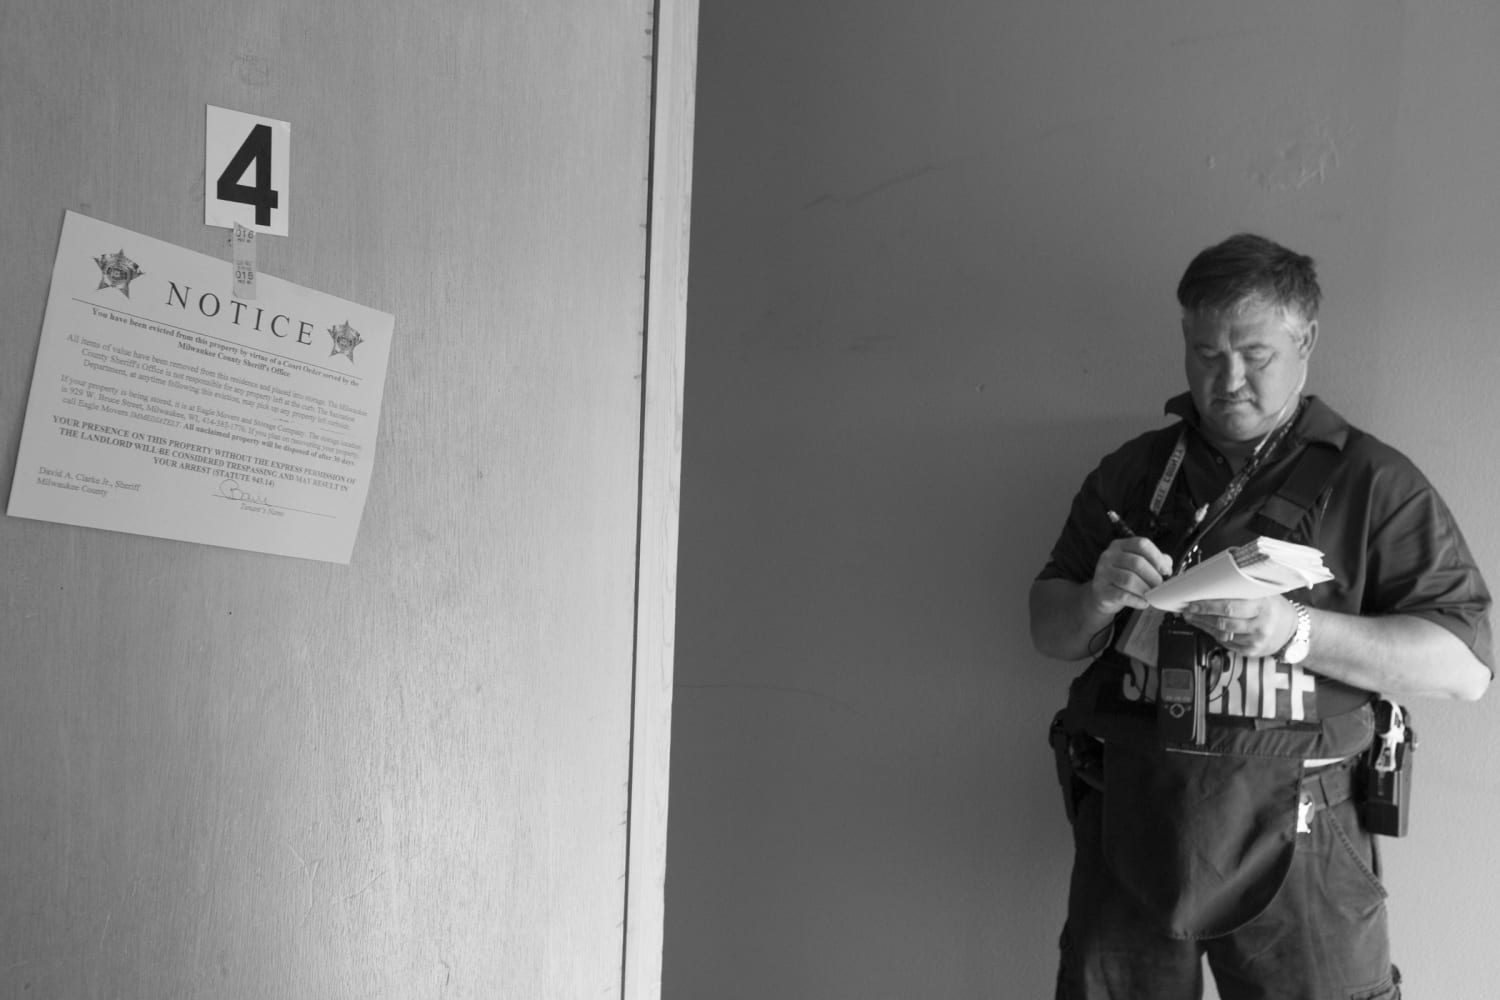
[205,106,290,235]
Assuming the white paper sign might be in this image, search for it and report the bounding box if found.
[7,211,394,564]
[205,105,290,235]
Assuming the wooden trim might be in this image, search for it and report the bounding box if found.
[623,0,697,998]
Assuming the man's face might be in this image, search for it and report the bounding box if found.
[1182,300,1316,448]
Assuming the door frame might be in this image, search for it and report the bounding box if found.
[623,1,698,997]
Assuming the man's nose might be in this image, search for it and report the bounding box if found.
[1217,355,1247,392]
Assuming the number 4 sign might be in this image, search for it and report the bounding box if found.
[205,106,290,236]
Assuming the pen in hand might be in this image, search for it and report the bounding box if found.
[1104,509,1161,608]
[1107,508,1176,582]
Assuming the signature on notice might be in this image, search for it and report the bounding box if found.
[217,478,272,507]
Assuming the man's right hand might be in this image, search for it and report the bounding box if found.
[1030,538,1175,661]
[1086,538,1174,617]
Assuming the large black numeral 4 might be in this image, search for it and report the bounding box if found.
[216,123,280,226]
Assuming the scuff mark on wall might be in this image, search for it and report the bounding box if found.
[675,682,862,716]
[848,332,897,354]
[1249,119,1348,192]
[803,159,957,210]
[1169,25,1284,49]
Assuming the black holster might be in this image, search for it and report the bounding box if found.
[1049,711,1103,824]
[1356,699,1416,837]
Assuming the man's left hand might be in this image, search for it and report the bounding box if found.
[1181,596,1298,658]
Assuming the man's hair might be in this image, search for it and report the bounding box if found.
[1176,233,1321,321]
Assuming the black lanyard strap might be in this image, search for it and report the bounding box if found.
[1158,401,1306,565]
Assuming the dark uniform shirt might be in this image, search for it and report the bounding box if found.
[1038,394,1494,712]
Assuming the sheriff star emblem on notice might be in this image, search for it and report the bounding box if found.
[328,320,363,362]
[93,248,144,297]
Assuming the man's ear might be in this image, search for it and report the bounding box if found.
[1299,319,1318,358]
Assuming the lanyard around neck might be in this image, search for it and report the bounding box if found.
[1149,401,1305,564]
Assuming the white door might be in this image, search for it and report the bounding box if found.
[0,2,693,996]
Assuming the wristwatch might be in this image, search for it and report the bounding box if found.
[1278,600,1312,664]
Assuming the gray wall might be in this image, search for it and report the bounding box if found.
[665,2,1500,998]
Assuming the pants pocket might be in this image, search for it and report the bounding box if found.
[1322,799,1388,901]
[1347,964,1401,1000]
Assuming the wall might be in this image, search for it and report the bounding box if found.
[665,2,1500,998]
[0,1,693,997]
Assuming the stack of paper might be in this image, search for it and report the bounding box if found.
[1145,537,1334,612]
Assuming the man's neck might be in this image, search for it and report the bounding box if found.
[1206,395,1303,473]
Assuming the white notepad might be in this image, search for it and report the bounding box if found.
[1145,538,1334,612]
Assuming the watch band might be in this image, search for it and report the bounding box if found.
[1278,599,1312,664]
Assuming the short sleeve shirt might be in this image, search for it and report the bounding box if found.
[1037,394,1494,682]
